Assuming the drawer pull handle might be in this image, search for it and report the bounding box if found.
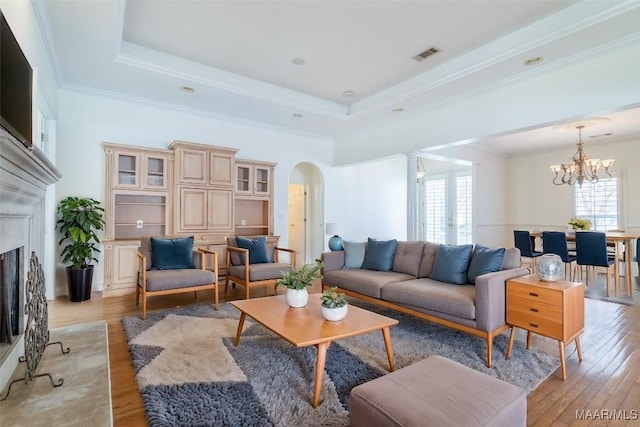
[530,308,539,313]
[529,322,539,328]
[529,292,539,297]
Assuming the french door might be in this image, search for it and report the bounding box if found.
[418,170,472,245]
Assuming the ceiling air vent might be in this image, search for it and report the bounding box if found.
[412,46,441,62]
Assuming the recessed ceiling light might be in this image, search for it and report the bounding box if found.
[392,108,404,113]
[292,113,303,118]
[181,86,194,93]
[292,58,306,65]
[524,57,543,66]
[342,90,355,98]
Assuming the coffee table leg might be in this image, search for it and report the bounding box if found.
[313,341,330,408]
[381,327,395,372]
[233,312,246,347]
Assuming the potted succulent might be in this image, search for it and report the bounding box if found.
[320,287,348,321]
[276,261,323,307]
[56,196,105,302]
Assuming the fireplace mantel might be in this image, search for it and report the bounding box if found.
[0,128,61,227]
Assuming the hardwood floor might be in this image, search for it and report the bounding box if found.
[48,281,639,427]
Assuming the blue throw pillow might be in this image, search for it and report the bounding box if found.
[343,240,367,269]
[361,238,398,271]
[430,244,474,285]
[467,245,506,284]
[236,236,271,264]
[150,236,195,270]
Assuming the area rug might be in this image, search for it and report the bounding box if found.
[123,300,559,426]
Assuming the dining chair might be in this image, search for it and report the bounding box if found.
[513,230,543,274]
[542,231,577,280]
[575,232,617,297]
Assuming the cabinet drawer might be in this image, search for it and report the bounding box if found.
[508,296,563,322]
[507,309,563,339]
[508,282,562,306]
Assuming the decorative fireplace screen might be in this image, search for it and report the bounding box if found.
[0,252,70,400]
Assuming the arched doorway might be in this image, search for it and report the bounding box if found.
[288,163,324,265]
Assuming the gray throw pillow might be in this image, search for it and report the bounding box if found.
[467,245,505,284]
[361,238,398,271]
[343,241,366,269]
[430,244,474,285]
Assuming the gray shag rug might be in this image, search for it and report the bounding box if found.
[123,299,559,426]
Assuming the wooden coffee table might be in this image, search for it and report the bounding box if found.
[230,294,398,408]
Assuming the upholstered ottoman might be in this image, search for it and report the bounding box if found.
[349,355,526,427]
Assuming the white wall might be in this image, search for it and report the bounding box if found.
[54,88,336,295]
[328,156,408,243]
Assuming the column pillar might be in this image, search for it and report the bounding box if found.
[406,152,418,241]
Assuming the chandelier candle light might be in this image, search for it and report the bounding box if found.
[550,125,614,186]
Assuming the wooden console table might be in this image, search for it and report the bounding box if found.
[506,275,584,380]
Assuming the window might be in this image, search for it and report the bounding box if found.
[573,176,618,231]
[419,170,472,244]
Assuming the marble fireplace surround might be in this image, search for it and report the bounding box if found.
[0,127,61,392]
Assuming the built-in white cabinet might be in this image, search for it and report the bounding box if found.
[235,160,274,197]
[234,159,275,237]
[102,240,140,298]
[102,141,277,298]
[111,148,170,190]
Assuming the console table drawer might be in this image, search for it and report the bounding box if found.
[508,282,562,306]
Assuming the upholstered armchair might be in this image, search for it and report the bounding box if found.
[136,236,218,319]
[225,236,296,299]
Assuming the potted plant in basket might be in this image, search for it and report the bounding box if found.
[56,196,105,302]
[276,261,323,308]
[320,287,348,321]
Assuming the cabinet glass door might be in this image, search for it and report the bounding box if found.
[117,154,139,187]
[145,156,166,189]
[255,167,270,194]
[237,166,251,193]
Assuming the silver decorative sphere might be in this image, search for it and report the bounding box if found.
[537,254,564,282]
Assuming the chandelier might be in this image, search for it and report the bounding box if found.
[549,125,614,186]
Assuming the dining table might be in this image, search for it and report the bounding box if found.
[529,230,639,297]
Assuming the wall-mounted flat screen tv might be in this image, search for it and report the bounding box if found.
[1,11,33,147]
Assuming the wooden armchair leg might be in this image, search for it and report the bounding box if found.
[142,297,147,320]
[224,275,230,293]
[214,283,219,310]
[135,287,140,306]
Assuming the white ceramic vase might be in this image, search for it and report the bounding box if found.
[537,254,564,282]
[286,288,309,308]
[321,304,348,321]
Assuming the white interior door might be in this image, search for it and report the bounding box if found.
[288,184,307,266]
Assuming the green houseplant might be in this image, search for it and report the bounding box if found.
[568,217,592,231]
[320,287,348,321]
[56,196,105,302]
[276,262,323,307]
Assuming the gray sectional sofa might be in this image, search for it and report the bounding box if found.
[320,240,529,367]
